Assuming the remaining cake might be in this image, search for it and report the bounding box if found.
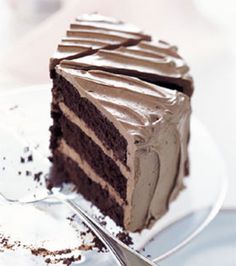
[49,13,150,77]
[49,13,193,232]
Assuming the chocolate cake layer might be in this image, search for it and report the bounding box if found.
[59,113,127,200]
[49,105,62,150]
[53,73,128,164]
[50,151,124,226]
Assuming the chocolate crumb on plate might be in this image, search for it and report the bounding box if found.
[45,257,51,264]
[62,255,82,266]
[66,214,76,222]
[31,247,72,257]
[27,154,33,162]
[93,236,107,253]
[116,231,134,246]
[26,170,32,176]
[34,172,43,182]
[78,244,92,251]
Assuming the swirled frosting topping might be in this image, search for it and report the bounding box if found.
[56,66,189,144]
[75,13,150,38]
[61,40,193,97]
[50,13,150,70]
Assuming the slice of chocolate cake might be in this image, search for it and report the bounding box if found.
[49,14,193,232]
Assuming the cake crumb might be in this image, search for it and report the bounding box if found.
[31,247,83,265]
[62,255,81,265]
[27,154,33,162]
[78,244,92,251]
[66,214,76,222]
[93,237,107,253]
[116,231,133,246]
[34,172,43,182]
[26,170,32,176]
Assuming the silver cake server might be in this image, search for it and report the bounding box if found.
[0,187,157,266]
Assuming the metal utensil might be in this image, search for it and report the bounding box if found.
[0,187,157,266]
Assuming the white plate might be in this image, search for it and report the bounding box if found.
[160,209,236,266]
[0,85,227,265]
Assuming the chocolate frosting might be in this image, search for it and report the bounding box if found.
[75,13,151,39]
[56,66,191,231]
[50,13,150,70]
[61,41,193,97]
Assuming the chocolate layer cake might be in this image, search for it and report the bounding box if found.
[49,14,193,232]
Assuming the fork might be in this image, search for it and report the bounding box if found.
[0,187,157,266]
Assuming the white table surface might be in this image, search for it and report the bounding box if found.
[0,0,235,208]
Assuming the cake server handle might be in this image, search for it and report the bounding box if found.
[58,196,157,266]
